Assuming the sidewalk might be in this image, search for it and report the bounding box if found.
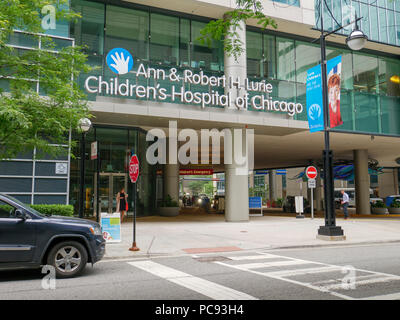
[103,213,400,259]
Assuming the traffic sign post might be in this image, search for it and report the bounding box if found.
[128,154,140,252]
[306,167,317,220]
[308,178,316,219]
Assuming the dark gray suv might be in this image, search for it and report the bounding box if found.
[0,194,105,278]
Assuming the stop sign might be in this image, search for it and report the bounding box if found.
[305,166,317,179]
[129,155,139,183]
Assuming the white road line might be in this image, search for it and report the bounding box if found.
[216,251,400,300]
[361,292,400,300]
[236,260,308,270]
[226,254,283,261]
[321,276,400,291]
[128,260,258,300]
[264,266,342,278]
[215,261,355,300]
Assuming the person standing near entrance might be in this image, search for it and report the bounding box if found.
[341,189,349,219]
[116,188,128,223]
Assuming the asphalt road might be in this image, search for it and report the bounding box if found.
[1,243,400,300]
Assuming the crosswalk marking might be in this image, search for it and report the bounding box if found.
[216,251,400,300]
[227,253,282,261]
[264,266,341,277]
[321,276,400,291]
[361,292,400,300]
[236,260,308,270]
[128,260,258,300]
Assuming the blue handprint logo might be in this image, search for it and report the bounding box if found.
[106,48,133,75]
[308,104,322,121]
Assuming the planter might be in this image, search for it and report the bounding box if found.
[371,207,388,215]
[388,207,400,214]
[159,207,179,217]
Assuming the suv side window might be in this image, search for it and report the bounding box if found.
[0,200,16,218]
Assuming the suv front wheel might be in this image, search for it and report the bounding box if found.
[47,241,88,278]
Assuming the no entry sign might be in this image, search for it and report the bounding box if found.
[129,155,139,183]
[305,166,318,179]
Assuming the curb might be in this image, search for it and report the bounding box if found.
[101,239,400,261]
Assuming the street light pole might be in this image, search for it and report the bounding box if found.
[318,29,342,236]
[316,1,366,238]
[78,118,92,219]
[79,132,86,219]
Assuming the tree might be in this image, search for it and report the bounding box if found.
[198,0,277,61]
[0,0,91,160]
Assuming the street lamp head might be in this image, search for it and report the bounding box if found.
[78,118,92,133]
[346,28,368,51]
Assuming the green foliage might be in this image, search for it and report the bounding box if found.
[0,0,91,160]
[30,204,74,216]
[187,177,214,196]
[372,200,386,208]
[390,200,400,208]
[198,0,277,61]
[276,197,283,208]
[162,194,178,207]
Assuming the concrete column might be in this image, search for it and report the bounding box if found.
[354,149,371,215]
[269,170,276,201]
[224,19,247,109]
[223,18,248,222]
[164,164,179,204]
[224,128,249,222]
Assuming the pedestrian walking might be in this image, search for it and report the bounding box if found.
[116,187,128,223]
[341,189,349,219]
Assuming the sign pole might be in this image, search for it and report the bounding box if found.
[96,142,100,223]
[311,187,314,219]
[129,153,140,252]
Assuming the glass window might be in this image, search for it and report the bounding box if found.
[338,90,353,131]
[274,0,300,6]
[105,5,149,63]
[397,11,400,46]
[150,13,179,66]
[180,18,190,68]
[263,34,276,79]
[381,96,400,135]
[295,41,320,84]
[378,57,400,97]
[70,0,104,58]
[378,7,388,43]
[387,9,396,45]
[96,128,129,173]
[0,200,16,219]
[191,20,223,72]
[254,175,265,187]
[360,3,371,40]
[354,92,379,133]
[276,37,295,82]
[370,5,379,41]
[247,31,263,78]
[353,54,378,93]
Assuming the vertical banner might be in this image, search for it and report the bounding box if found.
[326,55,343,129]
[306,64,324,132]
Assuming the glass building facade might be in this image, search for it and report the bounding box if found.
[71,0,400,136]
[69,125,161,217]
[315,0,400,47]
[1,0,400,210]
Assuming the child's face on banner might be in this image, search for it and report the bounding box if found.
[329,84,340,112]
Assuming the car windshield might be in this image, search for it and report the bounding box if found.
[2,194,45,217]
